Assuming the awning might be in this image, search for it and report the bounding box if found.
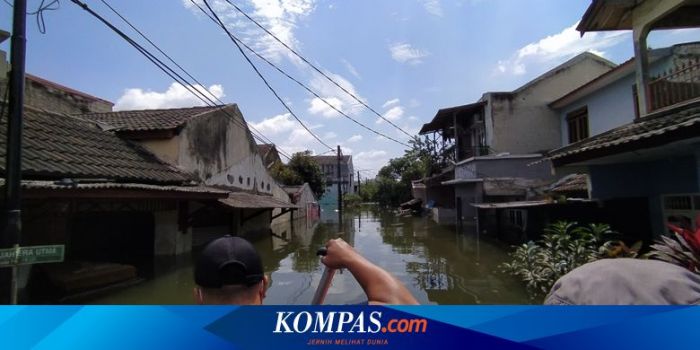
[0,179,229,200]
[442,178,483,185]
[471,198,593,209]
[218,192,298,209]
[471,200,552,209]
[419,101,486,134]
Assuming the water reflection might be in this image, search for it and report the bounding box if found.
[83,208,530,304]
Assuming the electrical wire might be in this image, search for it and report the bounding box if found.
[200,0,334,152]
[96,0,291,160]
[222,0,415,139]
[193,0,410,148]
[68,0,293,160]
[3,0,61,34]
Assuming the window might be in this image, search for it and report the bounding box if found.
[506,209,526,228]
[662,194,700,234]
[566,106,589,143]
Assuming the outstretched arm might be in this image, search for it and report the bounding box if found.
[322,238,419,305]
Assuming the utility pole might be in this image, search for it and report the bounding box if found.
[4,0,27,305]
[357,170,361,196]
[336,145,343,224]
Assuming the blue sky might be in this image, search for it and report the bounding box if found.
[1,0,698,177]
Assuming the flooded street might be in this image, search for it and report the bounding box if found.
[84,208,530,305]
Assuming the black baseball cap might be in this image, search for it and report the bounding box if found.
[194,235,264,288]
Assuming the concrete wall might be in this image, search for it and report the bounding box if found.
[455,155,554,181]
[135,104,293,225]
[153,210,191,256]
[0,77,113,115]
[486,55,614,153]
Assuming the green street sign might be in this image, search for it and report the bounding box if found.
[0,245,65,267]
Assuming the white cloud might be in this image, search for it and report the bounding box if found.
[354,150,389,177]
[249,113,333,156]
[419,0,443,17]
[306,71,366,118]
[382,98,400,108]
[347,134,363,143]
[184,0,316,63]
[114,82,225,110]
[341,58,361,79]
[496,21,628,76]
[249,113,297,135]
[376,105,404,124]
[308,97,344,118]
[389,42,431,65]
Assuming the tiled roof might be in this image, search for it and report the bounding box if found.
[0,106,192,183]
[80,105,226,132]
[547,101,700,165]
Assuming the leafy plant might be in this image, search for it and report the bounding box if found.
[500,221,618,300]
[646,214,700,273]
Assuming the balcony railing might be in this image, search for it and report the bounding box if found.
[648,58,700,112]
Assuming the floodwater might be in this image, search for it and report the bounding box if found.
[84,208,531,305]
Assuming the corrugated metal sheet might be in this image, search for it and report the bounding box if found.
[0,179,228,196]
[219,192,297,209]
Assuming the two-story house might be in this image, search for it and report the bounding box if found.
[546,0,700,242]
[419,52,615,236]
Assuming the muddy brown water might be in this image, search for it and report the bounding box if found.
[82,208,531,305]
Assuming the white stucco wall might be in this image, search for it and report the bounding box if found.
[485,55,615,154]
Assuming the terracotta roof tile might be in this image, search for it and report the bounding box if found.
[80,105,226,131]
[0,106,192,183]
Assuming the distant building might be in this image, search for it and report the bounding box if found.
[419,52,615,235]
[313,154,354,206]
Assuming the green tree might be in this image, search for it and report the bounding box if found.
[371,136,439,206]
[270,151,326,199]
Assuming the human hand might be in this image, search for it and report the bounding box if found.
[321,238,361,269]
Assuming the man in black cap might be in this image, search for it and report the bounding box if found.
[193,235,268,305]
[194,236,418,305]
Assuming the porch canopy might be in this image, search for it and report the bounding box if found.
[0,179,228,200]
[218,192,298,209]
[419,101,486,134]
[577,0,700,34]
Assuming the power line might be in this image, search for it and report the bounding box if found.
[3,0,61,34]
[192,0,409,148]
[222,0,415,139]
[199,0,334,152]
[96,0,290,160]
[69,0,293,161]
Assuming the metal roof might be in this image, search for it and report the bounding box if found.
[471,200,552,209]
[0,179,228,199]
[219,192,298,209]
[419,101,486,134]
